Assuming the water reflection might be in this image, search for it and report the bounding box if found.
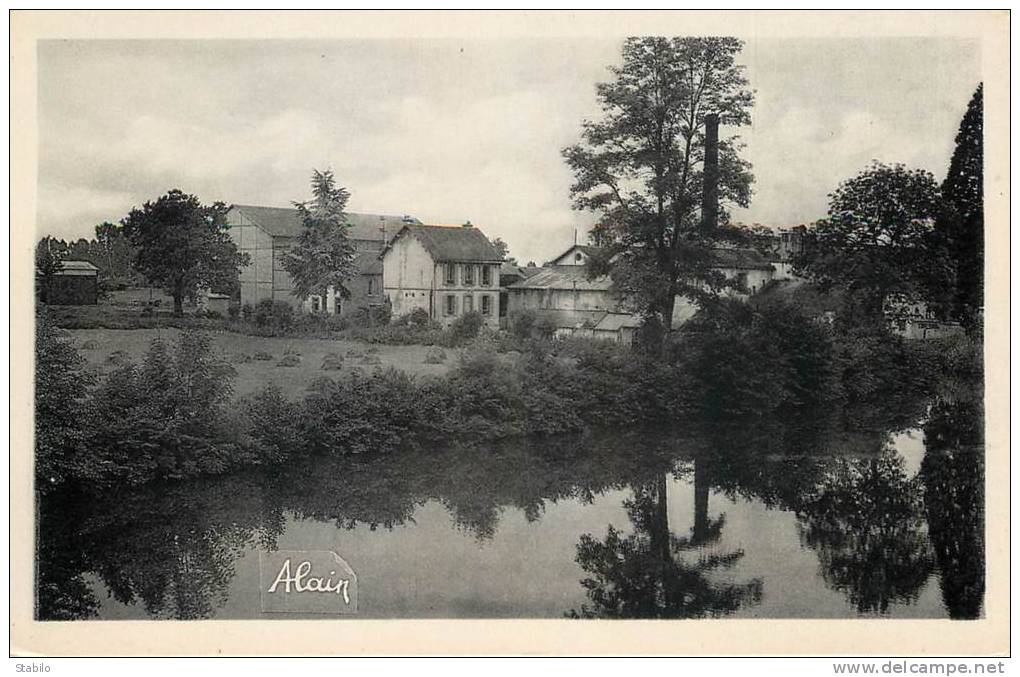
[37,393,984,621]
[921,388,985,619]
[794,453,934,615]
[569,466,763,619]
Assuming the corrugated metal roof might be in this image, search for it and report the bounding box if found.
[54,260,99,275]
[506,265,613,291]
[229,204,419,242]
[385,224,503,263]
[542,243,774,272]
[594,312,643,331]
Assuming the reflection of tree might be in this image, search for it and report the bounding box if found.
[795,453,934,615]
[36,491,99,620]
[921,394,984,619]
[38,473,285,620]
[570,467,762,619]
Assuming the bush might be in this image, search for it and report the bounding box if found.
[510,311,537,339]
[241,385,304,465]
[671,298,838,419]
[393,307,434,329]
[88,331,242,485]
[35,310,95,488]
[302,368,443,455]
[228,304,241,320]
[450,311,484,342]
[424,347,447,364]
[253,351,273,361]
[253,299,294,330]
[241,303,253,322]
[79,339,99,350]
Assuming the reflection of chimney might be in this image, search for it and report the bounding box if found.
[692,457,710,544]
[702,113,719,232]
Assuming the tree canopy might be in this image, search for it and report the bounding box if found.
[281,169,358,311]
[121,189,248,315]
[794,162,942,318]
[563,37,755,333]
[489,237,511,262]
[934,84,984,328]
[35,236,67,303]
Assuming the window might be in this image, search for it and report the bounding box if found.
[575,252,583,262]
[311,297,320,312]
[463,265,475,286]
[481,295,492,316]
[367,278,375,294]
[445,263,456,286]
[481,265,492,287]
[445,295,457,316]
[463,294,474,313]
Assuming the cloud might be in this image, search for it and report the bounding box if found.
[37,38,978,263]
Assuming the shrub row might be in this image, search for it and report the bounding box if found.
[36,297,976,491]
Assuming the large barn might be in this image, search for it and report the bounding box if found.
[225,204,419,315]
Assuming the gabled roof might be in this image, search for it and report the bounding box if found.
[48,260,99,276]
[229,204,420,242]
[507,265,613,291]
[57,260,99,272]
[383,224,503,263]
[547,243,604,265]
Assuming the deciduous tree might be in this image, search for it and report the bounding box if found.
[121,190,248,315]
[794,162,942,320]
[563,37,755,335]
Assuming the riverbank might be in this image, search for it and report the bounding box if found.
[37,298,981,494]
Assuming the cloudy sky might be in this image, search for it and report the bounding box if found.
[38,37,978,264]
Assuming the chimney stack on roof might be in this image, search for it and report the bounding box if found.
[463,220,473,228]
[702,113,719,232]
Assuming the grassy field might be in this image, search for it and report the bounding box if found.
[69,328,461,399]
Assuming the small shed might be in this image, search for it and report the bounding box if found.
[41,260,99,305]
[593,312,643,345]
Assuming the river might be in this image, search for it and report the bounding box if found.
[36,392,983,621]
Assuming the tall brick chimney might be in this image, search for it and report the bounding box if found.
[701,113,719,232]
